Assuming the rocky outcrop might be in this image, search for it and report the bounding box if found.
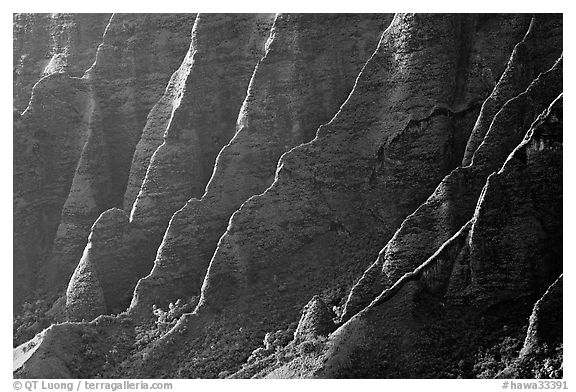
[39,83,112,306]
[121,72,185,213]
[13,327,47,373]
[14,13,51,110]
[264,93,563,378]
[65,251,107,323]
[466,95,562,304]
[125,13,274,283]
[36,14,196,304]
[13,13,563,380]
[64,14,274,321]
[462,14,563,165]
[343,14,562,318]
[14,74,94,312]
[521,275,563,357]
[129,13,393,317]
[124,14,532,378]
[65,209,133,319]
[498,275,563,379]
[293,296,335,344]
[15,315,136,379]
[124,14,274,211]
[14,323,83,379]
[13,13,111,111]
[83,14,197,208]
[14,13,115,311]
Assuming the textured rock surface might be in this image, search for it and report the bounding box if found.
[13,13,111,111]
[264,94,562,378]
[343,16,562,318]
[466,95,562,304]
[293,296,335,344]
[126,13,274,285]
[15,315,136,379]
[124,14,532,378]
[462,14,563,165]
[521,275,563,357]
[13,13,51,110]
[14,74,94,312]
[65,209,132,319]
[13,324,83,379]
[125,14,273,211]
[498,275,563,379]
[65,251,107,323]
[39,83,111,304]
[129,13,393,317]
[14,13,114,310]
[67,14,274,321]
[13,13,563,379]
[84,13,196,208]
[121,67,187,213]
[36,14,196,304]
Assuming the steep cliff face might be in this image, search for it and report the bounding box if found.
[125,13,274,283]
[84,14,197,208]
[13,13,563,380]
[121,63,189,213]
[14,13,196,342]
[36,14,197,305]
[343,14,562,319]
[125,14,274,211]
[13,13,111,111]
[129,13,393,317]
[66,209,131,320]
[13,13,112,312]
[521,275,563,359]
[500,275,563,378]
[262,94,562,378]
[462,15,563,165]
[14,314,136,378]
[14,74,94,312]
[124,14,533,378]
[64,14,274,320]
[14,13,52,111]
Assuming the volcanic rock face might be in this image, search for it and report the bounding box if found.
[14,74,94,312]
[129,13,393,316]
[265,94,562,378]
[127,14,274,211]
[467,95,562,304]
[66,208,132,320]
[126,13,274,276]
[64,14,275,320]
[30,14,197,306]
[521,275,563,358]
[123,13,537,378]
[39,83,111,306]
[462,15,563,165]
[500,275,563,379]
[343,14,562,319]
[66,251,107,323]
[13,13,111,111]
[85,14,197,208]
[293,296,335,344]
[13,13,563,380]
[13,13,115,310]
